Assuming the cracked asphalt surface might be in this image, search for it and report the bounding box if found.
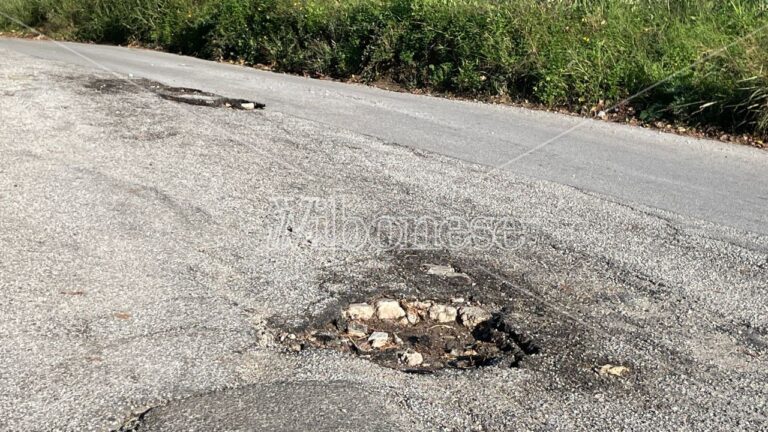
[2,38,767,236]
[1,48,767,431]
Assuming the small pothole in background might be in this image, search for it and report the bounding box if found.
[282,263,541,374]
[85,78,265,110]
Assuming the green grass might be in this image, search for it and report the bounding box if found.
[2,0,767,137]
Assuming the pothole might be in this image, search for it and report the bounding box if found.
[154,87,264,110]
[274,249,636,386]
[85,78,265,110]
[282,263,541,373]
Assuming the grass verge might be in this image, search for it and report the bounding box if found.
[2,0,767,142]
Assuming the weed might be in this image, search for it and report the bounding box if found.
[2,0,766,137]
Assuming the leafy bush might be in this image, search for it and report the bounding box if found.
[2,0,766,136]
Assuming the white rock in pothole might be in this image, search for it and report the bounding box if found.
[597,364,630,377]
[406,310,421,325]
[400,351,424,367]
[375,299,406,320]
[346,303,374,320]
[422,264,472,281]
[423,264,455,275]
[428,304,458,323]
[404,300,432,318]
[368,331,390,348]
[459,306,491,328]
[240,102,256,110]
[408,300,432,310]
[347,322,368,338]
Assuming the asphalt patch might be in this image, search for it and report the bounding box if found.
[136,381,412,431]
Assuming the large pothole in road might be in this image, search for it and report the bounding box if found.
[277,249,635,383]
[85,78,265,110]
[284,297,539,373]
[282,262,541,373]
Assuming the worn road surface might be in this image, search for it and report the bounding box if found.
[1,39,767,236]
[1,41,767,431]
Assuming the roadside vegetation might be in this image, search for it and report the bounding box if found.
[2,0,767,140]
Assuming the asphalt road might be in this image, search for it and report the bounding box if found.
[1,41,767,431]
[1,38,767,236]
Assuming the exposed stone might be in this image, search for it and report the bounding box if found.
[346,322,368,338]
[400,351,424,367]
[403,300,432,319]
[368,331,389,349]
[422,264,455,275]
[428,304,458,323]
[459,306,492,328]
[421,264,472,282]
[393,334,404,345]
[346,303,374,321]
[375,299,406,320]
[409,300,433,310]
[240,102,256,110]
[406,310,421,325]
[597,364,630,377]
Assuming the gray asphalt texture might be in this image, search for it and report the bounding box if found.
[1,38,767,236]
[0,44,767,431]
